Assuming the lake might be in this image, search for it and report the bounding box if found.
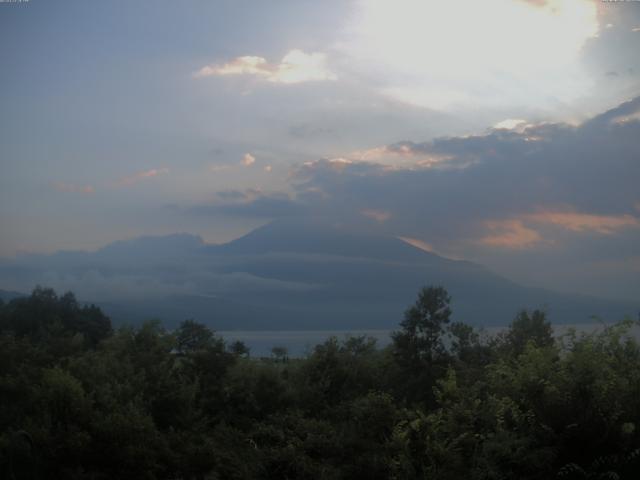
[218,329,394,357]
[218,322,636,357]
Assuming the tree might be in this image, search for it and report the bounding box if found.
[392,286,452,365]
[271,346,288,363]
[0,287,111,348]
[447,321,494,377]
[391,286,452,405]
[504,309,554,355]
[229,340,250,357]
[175,319,215,354]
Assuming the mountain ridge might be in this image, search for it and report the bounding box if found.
[0,221,637,329]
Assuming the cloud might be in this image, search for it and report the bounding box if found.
[191,189,305,218]
[194,50,337,84]
[0,253,317,303]
[471,211,640,250]
[526,211,640,234]
[342,0,598,110]
[476,211,640,250]
[361,209,391,222]
[52,182,95,194]
[479,219,544,249]
[195,56,270,78]
[287,97,640,253]
[115,168,169,187]
[517,0,572,8]
[289,124,335,139]
[188,96,640,274]
[493,119,528,131]
[215,190,252,201]
[174,97,640,298]
[52,168,170,195]
[519,0,547,6]
[334,143,460,170]
[584,96,640,127]
[242,153,256,167]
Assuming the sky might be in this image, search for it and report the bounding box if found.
[1,0,639,300]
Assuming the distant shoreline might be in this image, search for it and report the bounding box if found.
[218,322,640,357]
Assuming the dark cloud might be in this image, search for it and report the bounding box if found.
[191,190,306,218]
[186,98,640,298]
[301,98,639,224]
[583,95,640,127]
[199,98,640,244]
[303,100,640,297]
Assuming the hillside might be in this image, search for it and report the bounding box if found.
[0,220,636,329]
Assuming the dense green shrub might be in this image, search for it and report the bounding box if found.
[1,286,638,479]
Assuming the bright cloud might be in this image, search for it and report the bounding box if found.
[479,219,544,249]
[527,211,640,234]
[478,211,640,250]
[194,49,337,84]
[242,153,256,167]
[493,119,528,131]
[298,158,354,175]
[349,144,456,169]
[344,0,599,109]
[195,56,269,78]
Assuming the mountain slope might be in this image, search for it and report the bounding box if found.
[0,221,636,329]
[0,289,25,302]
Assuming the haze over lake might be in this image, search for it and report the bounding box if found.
[219,323,640,357]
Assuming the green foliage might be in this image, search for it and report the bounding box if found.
[393,286,452,364]
[391,286,453,406]
[0,287,111,348]
[228,340,250,357]
[1,286,639,479]
[500,309,555,356]
[297,335,383,412]
[270,345,288,362]
[175,319,216,354]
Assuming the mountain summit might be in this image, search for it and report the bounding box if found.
[213,219,444,264]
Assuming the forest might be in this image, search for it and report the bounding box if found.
[1,286,639,479]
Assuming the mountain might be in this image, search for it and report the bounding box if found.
[0,220,636,329]
[0,288,25,302]
[212,218,446,262]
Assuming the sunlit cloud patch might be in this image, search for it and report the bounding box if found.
[341,0,599,110]
[194,50,337,84]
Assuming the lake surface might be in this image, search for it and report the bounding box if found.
[218,329,394,357]
[218,322,636,357]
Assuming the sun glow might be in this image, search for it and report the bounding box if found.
[344,0,599,110]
